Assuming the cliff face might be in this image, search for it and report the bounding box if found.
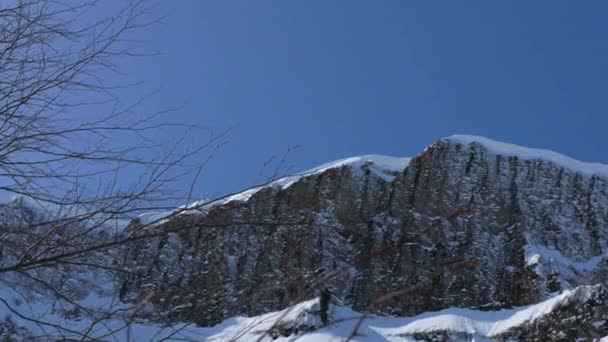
[119,136,608,326]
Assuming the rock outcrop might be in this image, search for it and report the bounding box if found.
[118,135,608,328]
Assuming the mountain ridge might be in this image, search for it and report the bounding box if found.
[117,134,608,329]
[1,135,607,341]
[134,134,608,227]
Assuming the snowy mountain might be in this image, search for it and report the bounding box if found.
[1,135,607,341]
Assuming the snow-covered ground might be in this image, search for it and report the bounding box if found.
[0,276,209,341]
[198,285,599,341]
[0,283,597,341]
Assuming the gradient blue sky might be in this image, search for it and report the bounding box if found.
[117,1,608,198]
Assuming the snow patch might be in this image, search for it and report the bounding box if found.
[525,240,607,276]
[203,154,411,209]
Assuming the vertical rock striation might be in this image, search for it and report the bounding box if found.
[119,136,608,326]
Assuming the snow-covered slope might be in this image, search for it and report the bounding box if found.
[0,280,208,341]
[198,284,608,341]
[2,283,601,341]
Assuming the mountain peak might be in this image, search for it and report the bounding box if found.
[441,134,608,178]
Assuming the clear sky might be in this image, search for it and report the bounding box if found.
[112,1,608,199]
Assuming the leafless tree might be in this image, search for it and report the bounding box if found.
[0,0,228,340]
[2,2,477,341]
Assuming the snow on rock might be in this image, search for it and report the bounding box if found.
[373,286,588,338]
[137,155,411,226]
[202,154,411,208]
[444,135,608,178]
[137,134,608,229]
[525,239,607,278]
[138,135,608,228]
[124,135,608,325]
[306,155,412,181]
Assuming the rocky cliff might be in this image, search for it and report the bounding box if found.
[118,135,608,328]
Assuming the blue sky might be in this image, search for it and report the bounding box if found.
[112,1,608,199]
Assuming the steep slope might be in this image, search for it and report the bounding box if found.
[118,135,608,327]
